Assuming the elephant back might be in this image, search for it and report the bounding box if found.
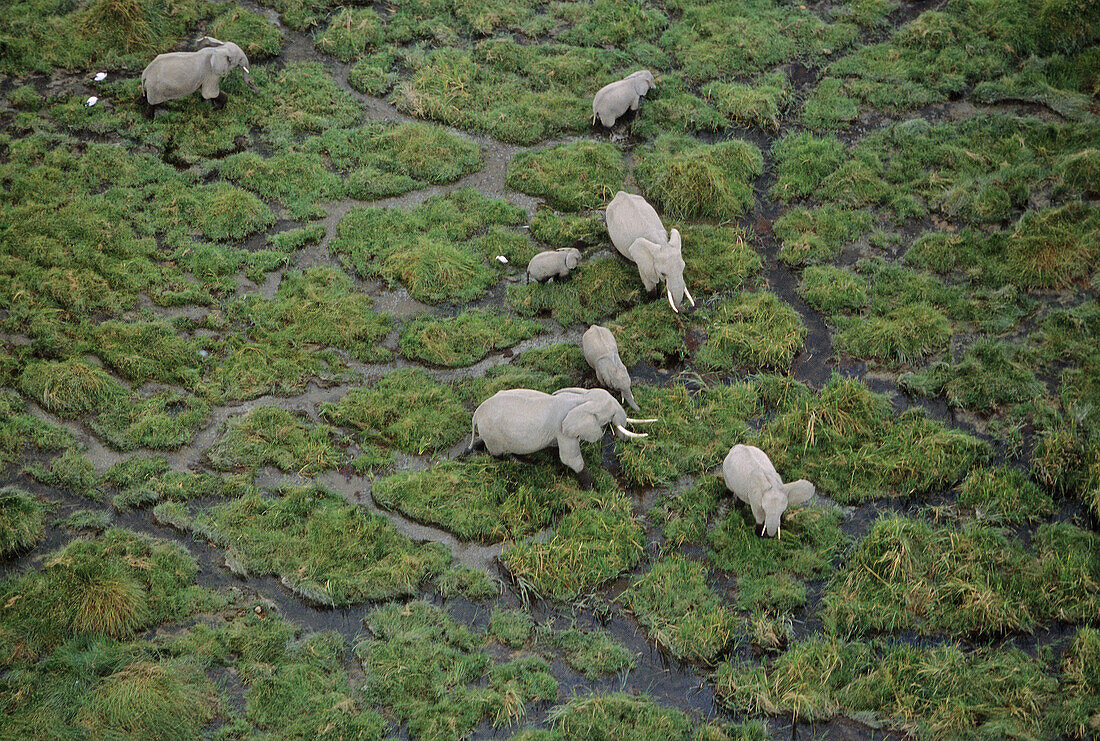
[605,191,667,256]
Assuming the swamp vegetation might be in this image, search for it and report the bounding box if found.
[0,0,1098,738]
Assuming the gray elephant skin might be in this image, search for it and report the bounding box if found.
[582,325,638,411]
[527,248,582,283]
[605,191,695,313]
[141,37,252,107]
[469,387,651,486]
[592,70,656,128]
[722,444,815,538]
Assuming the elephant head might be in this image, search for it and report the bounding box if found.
[627,229,695,313]
[628,70,657,97]
[756,471,815,538]
[199,37,252,88]
[562,248,581,270]
[556,388,648,444]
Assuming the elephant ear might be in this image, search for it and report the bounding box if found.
[669,228,682,253]
[561,401,604,443]
[631,75,651,96]
[784,479,815,506]
[210,48,231,76]
[627,238,661,287]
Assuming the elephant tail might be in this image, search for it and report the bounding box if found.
[469,415,478,450]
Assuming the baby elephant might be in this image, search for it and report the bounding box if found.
[722,444,815,539]
[592,70,657,128]
[141,37,253,111]
[582,325,638,411]
[527,248,581,283]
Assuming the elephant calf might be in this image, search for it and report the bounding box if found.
[605,191,695,313]
[527,248,582,283]
[469,387,654,487]
[582,325,638,411]
[141,37,253,110]
[592,70,656,128]
[722,444,815,539]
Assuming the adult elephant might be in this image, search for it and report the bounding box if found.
[141,37,254,110]
[468,388,655,487]
[605,190,695,313]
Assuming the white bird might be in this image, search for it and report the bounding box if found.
[93,72,107,81]
[496,255,509,264]
[84,96,98,107]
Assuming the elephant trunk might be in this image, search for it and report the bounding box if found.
[622,387,639,412]
[665,272,687,313]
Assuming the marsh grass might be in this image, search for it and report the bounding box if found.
[0,391,73,466]
[798,265,870,314]
[506,142,625,211]
[533,625,634,680]
[205,407,339,475]
[217,151,341,220]
[544,693,767,741]
[758,375,989,503]
[507,255,643,327]
[320,370,466,455]
[716,638,1056,738]
[824,517,1100,636]
[20,359,122,418]
[622,556,742,664]
[774,206,872,268]
[634,136,763,220]
[606,302,688,367]
[1053,627,1100,739]
[331,189,524,304]
[25,448,100,500]
[695,293,806,372]
[437,565,499,600]
[189,486,448,606]
[373,456,580,543]
[899,339,1045,413]
[679,223,762,295]
[61,509,113,531]
[703,72,791,132]
[529,211,606,249]
[314,7,382,61]
[490,608,534,648]
[312,122,482,187]
[89,321,202,389]
[834,303,953,366]
[956,466,1055,524]
[399,310,544,368]
[0,487,45,556]
[501,489,643,601]
[207,7,284,59]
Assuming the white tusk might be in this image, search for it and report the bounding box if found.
[615,424,647,439]
[667,288,679,313]
[242,66,250,74]
[761,524,766,537]
[777,524,781,540]
[684,286,696,307]
[625,417,657,424]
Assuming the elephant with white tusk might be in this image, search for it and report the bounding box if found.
[468,387,655,488]
[582,325,639,412]
[527,248,582,283]
[592,70,656,128]
[141,37,254,111]
[605,191,695,313]
[722,444,815,539]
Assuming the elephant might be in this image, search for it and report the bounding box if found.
[468,387,655,487]
[722,444,815,539]
[527,248,582,283]
[582,325,638,412]
[592,70,657,128]
[141,37,253,111]
[605,191,695,313]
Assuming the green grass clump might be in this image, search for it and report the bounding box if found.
[314,7,382,61]
[716,638,1057,738]
[0,529,203,657]
[506,142,625,211]
[657,476,727,548]
[507,255,643,327]
[702,72,792,132]
[436,566,499,601]
[709,506,847,614]
[616,382,761,487]
[798,266,870,313]
[349,51,399,96]
[320,370,467,455]
[834,302,952,366]
[1053,627,1100,739]
[0,391,73,466]
[358,601,556,738]
[774,207,872,267]
[373,456,581,543]
[771,132,846,202]
[399,310,544,368]
[217,151,342,220]
[622,557,741,664]
[189,486,449,606]
[331,189,524,304]
[534,625,634,680]
[312,122,482,187]
[679,223,762,295]
[19,359,122,418]
[61,509,112,531]
[88,321,202,388]
[606,302,688,367]
[0,487,44,556]
[758,375,989,503]
[545,693,753,741]
[899,339,1045,413]
[502,490,643,601]
[104,456,253,511]
[956,466,1055,524]
[824,517,1100,636]
[695,293,806,372]
[25,448,99,499]
[193,183,275,242]
[634,136,763,220]
[205,407,339,475]
[490,608,534,648]
[207,7,284,59]
[75,658,217,740]
[1003,202,1100,289]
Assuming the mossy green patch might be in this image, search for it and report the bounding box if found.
[534,624,635,680]
[899,339,1045,413]
[25,447,99,499]
[205,407,339,475]
[399,310,544,368]
[507,254,643,327]
[680,223,762,295]
[506,142,625,211]
[774,207,872,268]
[0,391,74,466]
[1054,627,1100,739]
[490,608,534,648]
[635,136,763,221]
[437,565,499,601]
[622,556,741,664]
[695,293,806,372]
[0,486,45,556]
[702,72,792,132]
[606,302,689,367]
[217,150,342,220]
[314,7,383,62]
[208,7,285,59]
[956,466,1055,524]
[798,265,870,314]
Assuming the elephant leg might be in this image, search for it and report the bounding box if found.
[556,436,585,473]
[630,98,640,111]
